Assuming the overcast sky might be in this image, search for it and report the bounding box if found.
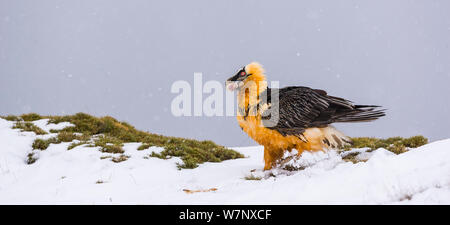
[1,0,450,147]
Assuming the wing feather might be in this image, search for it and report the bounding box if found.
[261,86,385,138]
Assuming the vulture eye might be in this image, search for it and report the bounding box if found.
[240,71,246,76]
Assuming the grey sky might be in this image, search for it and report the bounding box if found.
[1,0,449,147]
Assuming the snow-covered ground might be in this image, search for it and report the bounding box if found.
[0,118,449,204]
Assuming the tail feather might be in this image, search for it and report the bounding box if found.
[333,105,386,123]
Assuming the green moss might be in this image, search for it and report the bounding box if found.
[13,122,47,135]
[57,132,78,142]
[1,115,21,121]
[48,113,243,168]
[90,135,124,153]
[137,143,152,150]
[26,152,37,164]
[47,115,72,124]
[100,145,124,154]
[32,131,92,151]
[401,136,428,148]
[32,137,60,150]
[68,141,87,150]
[32,139,49,150]
[151,141,244,169]
[176,156,200,169]
[111,154,130,163]
[93,135,122,146]
[20,113,43,122]
[341,136,428,155]
[341,152,367,164]
[100,154,129,163]
[8,113,244,168]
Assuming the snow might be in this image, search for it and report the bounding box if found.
[0,117,449,204]
[32,119,74,133]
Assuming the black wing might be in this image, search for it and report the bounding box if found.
[260,86,385,137]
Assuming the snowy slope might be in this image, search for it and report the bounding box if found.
[0,118,449,204]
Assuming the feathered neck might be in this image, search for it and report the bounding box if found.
[237,62,268,110]
[241,62,267,95]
